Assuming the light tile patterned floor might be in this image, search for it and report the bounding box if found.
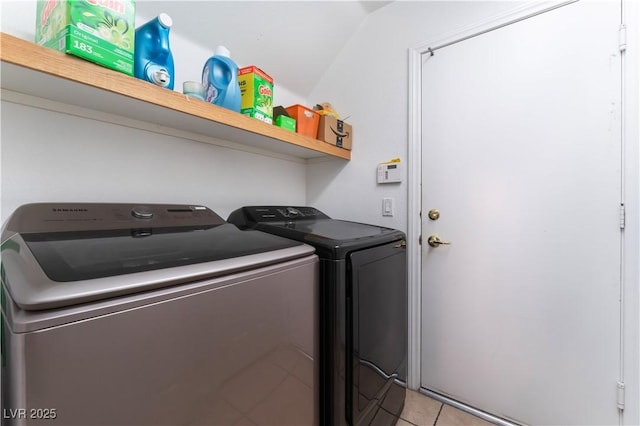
[398,390,496,426]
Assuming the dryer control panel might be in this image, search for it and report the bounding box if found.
[228,206,330,227]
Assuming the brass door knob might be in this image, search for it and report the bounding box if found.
[428,209,440,220]
[427,235,450,248]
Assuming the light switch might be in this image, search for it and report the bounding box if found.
[382,198,394,216]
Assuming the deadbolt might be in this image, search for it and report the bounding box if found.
[428,209,440,221]
[427,235,450,248]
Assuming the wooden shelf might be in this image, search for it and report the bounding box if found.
[0,33,350,161]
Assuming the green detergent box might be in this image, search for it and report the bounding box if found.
[35,0,136,75]
[239,66,274,124]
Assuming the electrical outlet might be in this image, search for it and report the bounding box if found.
[382,198,394,216]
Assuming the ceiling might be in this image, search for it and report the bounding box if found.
[136,1,393,99]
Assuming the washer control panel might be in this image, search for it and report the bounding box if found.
[2,203,223,238]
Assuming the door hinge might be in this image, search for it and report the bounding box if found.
[418,235,422,246]
[617,381,625,410]
[619,24,627,52]
[620,204,625,229]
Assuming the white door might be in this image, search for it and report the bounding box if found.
[420,2,623,425]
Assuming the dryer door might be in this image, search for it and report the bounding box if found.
[347,241,407,425]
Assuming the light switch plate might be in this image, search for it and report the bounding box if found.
[382,198,394,216]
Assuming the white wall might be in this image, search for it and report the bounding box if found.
[1,102,306,220]
[0,1,306,222]
[307,1,527,230]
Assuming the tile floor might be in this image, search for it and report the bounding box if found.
[398,390,496,426]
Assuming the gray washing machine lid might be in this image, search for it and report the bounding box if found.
[1,203,314,310]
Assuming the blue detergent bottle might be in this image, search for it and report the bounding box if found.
[134,13,175,90]
[202,46,241,112]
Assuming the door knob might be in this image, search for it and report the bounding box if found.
[427,235,450,248]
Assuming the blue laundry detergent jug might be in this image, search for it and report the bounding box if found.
[202,46,241,112]
[134,13,175,90]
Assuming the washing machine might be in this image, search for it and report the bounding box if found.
[228,206,407,426]
[1,203,319,426]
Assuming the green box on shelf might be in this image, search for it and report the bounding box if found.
[275,115,296,132]
[239,66,274,124]
[35,0,136,76]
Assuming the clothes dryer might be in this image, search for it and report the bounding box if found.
[228,206,407,426]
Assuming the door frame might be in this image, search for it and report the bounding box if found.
[406,1,639,422]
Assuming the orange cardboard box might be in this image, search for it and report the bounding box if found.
[285,104,320,138]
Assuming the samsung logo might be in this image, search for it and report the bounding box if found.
[51,208,89,213]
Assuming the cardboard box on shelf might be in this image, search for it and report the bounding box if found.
[239,66,274,124]
[318,116,353,150]
[35,0,135,75]
[285,105,320,139]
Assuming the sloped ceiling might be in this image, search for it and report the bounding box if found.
[136,1,393,98]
